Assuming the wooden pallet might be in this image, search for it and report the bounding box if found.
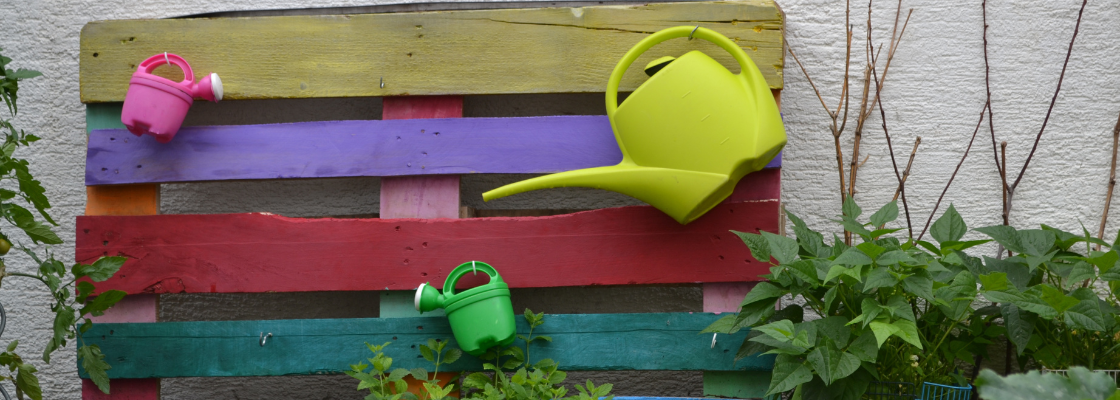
[78,1,785,399]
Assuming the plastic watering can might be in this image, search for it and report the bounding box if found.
[414,261,516,356]
[482,26,786,224]
[121,53,223,143]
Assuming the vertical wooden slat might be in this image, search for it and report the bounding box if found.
[379,96,463,396]
[83,104,160,400]
[701,88,783,399]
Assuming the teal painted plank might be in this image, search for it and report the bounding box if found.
[80,312,772,378]
[86,103,125,133]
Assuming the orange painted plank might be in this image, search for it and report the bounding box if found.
[85,184,160,216]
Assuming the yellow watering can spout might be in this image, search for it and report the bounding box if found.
[483,26,786,224]
[481,165,734,224]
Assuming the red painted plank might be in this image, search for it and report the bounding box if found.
[380,96,463,219]
[82,379,159,400]
[76,200,778,295]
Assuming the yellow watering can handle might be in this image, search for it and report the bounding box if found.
[605,26,758,118]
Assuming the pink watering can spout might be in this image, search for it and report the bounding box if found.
[121,53,222,143]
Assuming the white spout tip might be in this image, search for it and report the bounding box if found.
[414,283,426,311]
[210,73,223,102]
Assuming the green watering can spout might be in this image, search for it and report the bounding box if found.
[482,26,786,224]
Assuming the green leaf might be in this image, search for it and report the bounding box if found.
[766,357,813,396]
[1065,261,1095,289]
[976,367,1118,400]
[868,321,899,347]
[976,225,1026,254]
[740,282,785,307]
[387,368,410,382]
[890,319,923,349]
[886,295,916,322]
[73,256,127,282]
[15,168,56,226]
[755,320,797,342]
[1088,251,1119,273]
[80,290,126,317]
[410,367,428,381]
[733,299,778,332]
[814,316,851,347]
[982,256,1031,291]
[831,248,873,267]
[1017,229,1056,257]
[16,362,42,400]
[855,242,885,260]
[419,345,434,362]
[807,344,860,386]
[6,203,60,244]
[869,201,898,227]
[701,314,738,334]
[870,227,903,238]
[979,272,1011,291]
[1037,284,1079,313]
[862,267,898,292]
[824,265,862,284]
[786,260,821,286]
[846,332,878,363]
[441,347,462,364]
[762,231,799,264]
[858,298,884,329]
[787,210,826,258]
[1064,289,1108,331]
[79,344,111,395]
[930,205,966,243]
[6,339,16,352]
[733,230,771,264]
[842,196,861,219]
[875,250,915,266]
[1000,303,1033,356]
[837,216,872,239]
[901,273,934,302]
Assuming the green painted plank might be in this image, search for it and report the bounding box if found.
[79,1,783,102]
[80,312,772,378]
[86,103,125,133]
[703,371,772,398]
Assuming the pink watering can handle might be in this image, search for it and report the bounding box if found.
[137,53,195,86]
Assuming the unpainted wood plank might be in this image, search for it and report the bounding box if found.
[79,1,783,102]
[80,313,773,378]
[85,115,782,185]
[75,199,779,295]
[84,104,161,400]
[379,96,463,219]
[702,282,756,314]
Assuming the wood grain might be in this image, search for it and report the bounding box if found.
[79,313,773,378]
[380,96,463,219]
[86,116,781,185]
[79,1,783,102]
[76,200,778,295]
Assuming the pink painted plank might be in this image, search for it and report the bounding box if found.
[702,282,758,313]
[75,199,780,295]
[380,96,464,219]
[90,294,157,323]
[82,378,159,400]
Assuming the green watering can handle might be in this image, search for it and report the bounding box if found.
[605,26,758,118]
[443,261,503,295]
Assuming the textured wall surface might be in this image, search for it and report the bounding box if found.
[0,0,1118,398]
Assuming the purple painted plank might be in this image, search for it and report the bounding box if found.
[86,116,782,185]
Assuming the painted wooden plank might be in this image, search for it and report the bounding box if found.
[79,1,783,103]
[703,282,757,314]
[85,115,783,186]
[76,199,778,295]
[82,379,159,400]
[84,103,161,400]
[380,96,463,220]
[78,313,773,378]
[702,283,771,399]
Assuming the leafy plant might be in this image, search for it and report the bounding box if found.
[0,48,126,399]
[347,341,420,400]
[972,223,1120,370]
[975,367,1120,400]
[706,198,1004,399]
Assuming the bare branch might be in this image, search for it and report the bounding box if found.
[1010,0,1089,191]
[786,42,832,118]
[919,102,989,241]
[1098,110,1120,251]
[893,137,921,202]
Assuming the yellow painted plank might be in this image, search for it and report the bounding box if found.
[80,1,783,102]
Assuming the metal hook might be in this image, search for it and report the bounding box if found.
[472,260,477,275]
[711,333,717,348]
[688,26,700,41]
[259,332,272,347]
[164,52,170,66]
[380,77,385,88]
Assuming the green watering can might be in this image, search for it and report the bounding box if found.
[482,26,786,224]
[414,261,516,356]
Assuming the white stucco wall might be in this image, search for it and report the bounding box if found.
[0,0,1118,398]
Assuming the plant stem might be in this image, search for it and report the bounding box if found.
[1098,110,1120,251]
[5,272,45,284]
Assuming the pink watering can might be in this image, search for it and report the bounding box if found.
[121,53,222,143]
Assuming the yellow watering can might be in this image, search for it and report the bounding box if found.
[482,26,786,224]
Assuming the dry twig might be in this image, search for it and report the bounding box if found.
[1097,110,1120,251]
[919,102,989,241]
